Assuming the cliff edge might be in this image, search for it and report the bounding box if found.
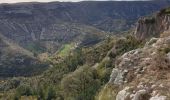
[135,7,170,40]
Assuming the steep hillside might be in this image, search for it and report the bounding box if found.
[99,36,170,100]
[0,18,105,54]
[98,7,170,100]
[0,33,48,77]
[0,34,143,99]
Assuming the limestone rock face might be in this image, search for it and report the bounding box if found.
[132,89,148,100]
[150,95,167,100]
[116,87,130,100]
[109,68,124,85]
[109,36,170,100]
[134,8,170,40]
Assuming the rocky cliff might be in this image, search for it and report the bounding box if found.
[106,36,170,100]
[135,7,170,40]
[98,7,170,100]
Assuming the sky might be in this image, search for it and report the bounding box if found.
[0,0,150,3]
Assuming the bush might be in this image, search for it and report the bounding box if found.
[14,84,33,99]
[95,85,118,100]
[16,85,32,96]
[158,47,170,54]
[37,86,45,100]
[61,66,101,100]
[159,7,170,15]
[144,18,156,24]
[111,35,143,56]
[96,57,113,84]
[46,86,56,100]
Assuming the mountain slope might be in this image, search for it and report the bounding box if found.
[0,0,167,78]
[0,1,169,54]
[99,36,170,100]
[0,34,143,99]
[0,33,48,77]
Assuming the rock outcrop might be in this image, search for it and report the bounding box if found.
[108,35,170,100]
[134,7,170,40]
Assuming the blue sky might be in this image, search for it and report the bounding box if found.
[0,0,150,3]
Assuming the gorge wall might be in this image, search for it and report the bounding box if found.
[135,7,170,40]
[99,7,170,100]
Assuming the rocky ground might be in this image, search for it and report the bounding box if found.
[107,36,170,100]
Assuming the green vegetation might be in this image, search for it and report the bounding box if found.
[0,54,48,77]
[95,85,118,100]
[158,46,170,54]
[82,36,116,64]
[159,7,170,15]
[58,44,74,57]
[144,18,156,24]
[80,33,102,46]
[96,57,113,84]
[13,84,57,100]
[165,8,170,14]
[0,35,144,100]
[14,85,33,100]
[25,41,47,54]
[61,65,100,100]
[46,86,56,100]
[109,35,144,58]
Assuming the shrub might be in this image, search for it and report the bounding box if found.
[61,66,101,100]
[159,8,170,15]
[95,85,118,100]
[16,85,33,96]
[144,18,156,24]
[111,35,143,56]
[158,47,170,54]
[46,86,56,100]
[14,84,33,99]
[96,57,113,84]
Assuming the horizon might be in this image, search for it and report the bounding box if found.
[0,0,152,4]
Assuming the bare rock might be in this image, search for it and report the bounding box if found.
[116,87,130,100]
[150,95,167,100]
[109,68,124,85]
[132,89,148,100]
